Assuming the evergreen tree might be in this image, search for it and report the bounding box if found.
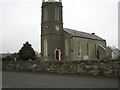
[18,42,36,60]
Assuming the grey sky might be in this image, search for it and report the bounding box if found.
[0,0,119,53]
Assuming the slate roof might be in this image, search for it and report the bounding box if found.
[63,28,105,41]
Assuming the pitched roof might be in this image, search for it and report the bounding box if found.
[63,28,105,41]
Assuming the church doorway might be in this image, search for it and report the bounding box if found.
[54,49,61,61]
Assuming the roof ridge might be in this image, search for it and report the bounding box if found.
[64,28,95,35]
[63,28,105,41]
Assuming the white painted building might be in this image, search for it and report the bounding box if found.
[112,49,120,60]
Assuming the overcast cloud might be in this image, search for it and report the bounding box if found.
[0,0,119,53]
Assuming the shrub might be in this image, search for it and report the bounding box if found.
[18,42,36,60]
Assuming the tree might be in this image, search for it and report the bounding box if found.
[11,53,20,61]
[2,53,20,61]
[2,56,14,61]
[18,42,36,60]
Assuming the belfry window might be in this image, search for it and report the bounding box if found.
[65,38,68,56]
[44,37,48,56]
[43,8,48,21]
[55,8,59,21]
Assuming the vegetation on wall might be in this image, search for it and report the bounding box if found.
[2,53,20,61]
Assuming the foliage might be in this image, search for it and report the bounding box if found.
[2,56,14,61]
[2,42,37,61]
[18,42,36,60]
[2,53,20,61]
[11,53,20,61]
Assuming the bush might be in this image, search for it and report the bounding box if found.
[2,53,20,61]
[2,56,14,61]
[18,42,36,60]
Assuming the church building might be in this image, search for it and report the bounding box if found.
[41,0,107,61]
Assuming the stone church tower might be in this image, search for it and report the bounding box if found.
[41,0,64,61]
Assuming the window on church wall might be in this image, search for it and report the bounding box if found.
[95,44,98,55]
[87,43,90,56]
[44,37,48,56]
[78,42,81,57]
[43,8,48,22]
[55,8,60,21]
[65,38,69,56]
[95,44,97,55]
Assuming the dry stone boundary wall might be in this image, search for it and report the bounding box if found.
[2,60,120,77]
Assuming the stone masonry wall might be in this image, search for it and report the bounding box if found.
[2,60,120,77]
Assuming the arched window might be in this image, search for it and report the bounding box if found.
[44,37,48,56]
[87,43,90,56]
[95,44,97,55]
[78,42,81,57]
[55,8,59,21]
[65,38,68,56]
[43,8,48,21]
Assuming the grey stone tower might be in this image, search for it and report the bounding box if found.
[41,0,64,61]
